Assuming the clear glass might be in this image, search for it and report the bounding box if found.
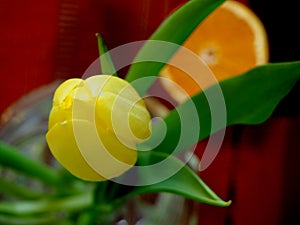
[97,194,199,225]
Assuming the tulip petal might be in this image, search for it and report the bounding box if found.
[84,75,151,143]
[52,79,82,106]
[48,106,72,130]
[71,118,137,180]
[47,75,150,181]
[46,120,106,181]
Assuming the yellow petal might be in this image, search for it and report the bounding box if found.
[49,79,94,130]
[53,79,82,107]
[71,119,137,179]
[48,106,72,130]
[85,75,151,143]
[47,75,151,181]
[46,120,106,181]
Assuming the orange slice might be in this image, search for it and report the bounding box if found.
[160,0,269,103]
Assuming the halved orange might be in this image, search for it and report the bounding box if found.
[159,0,269,103]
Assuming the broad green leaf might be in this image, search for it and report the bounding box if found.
[142,60,300,155]
[129,60,300,206]
[125,0,225,95]
[124,151,230,207]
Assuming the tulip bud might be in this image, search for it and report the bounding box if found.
[46,75,151,181]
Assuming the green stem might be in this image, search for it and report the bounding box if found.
[0,192,92,216]
[93,181,109,204]
[76,210,97,225]
[0,141,62,187]
[106,181,122,202]
[96,33,118,76]
[0,177,43,199]
[0,214,59,225]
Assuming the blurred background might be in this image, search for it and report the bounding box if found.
[0,0,299,224]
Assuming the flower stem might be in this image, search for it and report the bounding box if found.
[0,192,92,215]
[93,181,109,204]
[0,177,43,199]
[0,213,59,225]
[0,141,62,187]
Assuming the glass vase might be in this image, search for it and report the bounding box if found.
[0,81,200,225]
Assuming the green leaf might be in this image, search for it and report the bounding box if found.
[144,61,300,155]
[96,33,118,76]
[125,151,230,207]
[129,61,300,206]
[125,0,225,95]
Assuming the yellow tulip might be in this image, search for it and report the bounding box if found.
[46,75,151,181]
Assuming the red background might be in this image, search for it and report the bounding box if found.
[0,0,299,224]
